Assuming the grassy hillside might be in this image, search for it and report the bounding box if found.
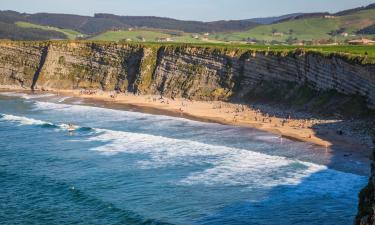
[15,21,84,39]
[0,22,67,40]
[89,29,213,43]
[212,9,375,43]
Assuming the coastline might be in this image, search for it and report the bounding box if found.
[1,85,373,156]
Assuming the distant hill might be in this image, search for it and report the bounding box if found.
[90,14,259,33]
[212,7,375,44]
[275,12,330,23]
[334,3,375,16]
[0,11,259,36]
[246,13,304,24]
[0,3,374,42]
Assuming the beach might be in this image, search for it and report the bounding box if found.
[1,85,373,155]
[0,90,368,224]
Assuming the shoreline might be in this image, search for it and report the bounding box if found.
[1,85,373,156]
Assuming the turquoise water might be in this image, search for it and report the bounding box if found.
[0,92,369,225]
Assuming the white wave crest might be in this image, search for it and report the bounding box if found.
[0,92,56,99]
[0,113,79,131]
[57,97,71,103]
[87,128,338,187]
[88,128,367,190]
[0,114,51,126]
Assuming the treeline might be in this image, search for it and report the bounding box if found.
[334,3,375,16]
[94,14,259,33]
[0,10,259,35]
[357,24,375,35]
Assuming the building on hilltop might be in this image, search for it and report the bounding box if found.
[272,32,284,37]
[192,34,199,39]
[324,15,336,19]
[157,37,173,42]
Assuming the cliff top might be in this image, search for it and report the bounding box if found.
[1,39,374,65]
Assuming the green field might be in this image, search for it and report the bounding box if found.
[15,21,84,39]
[211,9,375,43]
[89,29,219,43]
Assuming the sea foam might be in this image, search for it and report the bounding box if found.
[0,113,77,130]
[88,128,366,191]
[0,92,56,99]
[0,114,52,126]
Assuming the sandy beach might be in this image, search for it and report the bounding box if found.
[1,85,373,155]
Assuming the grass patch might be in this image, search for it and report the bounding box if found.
[15,21,84,40]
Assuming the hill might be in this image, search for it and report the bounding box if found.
[94,14,259,33]
[334,3,375,16]
[0,3,374,43]
[0,10,259,36]
[245,13,304,24]
[211,7,375,44]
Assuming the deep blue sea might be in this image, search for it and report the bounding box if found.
[0,92,370,225]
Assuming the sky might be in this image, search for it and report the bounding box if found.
[0,0,374,21]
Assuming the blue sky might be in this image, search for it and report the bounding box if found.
[0,0,374,21]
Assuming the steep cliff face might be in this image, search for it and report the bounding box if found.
[150,46,237,100]
[239,52,375,109]
[0,41,374,109]
[37,42,145,91]
[0,42,45,88]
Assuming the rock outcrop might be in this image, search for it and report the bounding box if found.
[357,146,375,225]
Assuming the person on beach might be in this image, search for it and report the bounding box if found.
[110,92,117,100]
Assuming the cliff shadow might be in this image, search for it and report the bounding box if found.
[31,45,49,91]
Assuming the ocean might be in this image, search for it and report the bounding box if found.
[0,92,369,225]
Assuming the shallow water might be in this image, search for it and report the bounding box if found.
[0,92,369,225]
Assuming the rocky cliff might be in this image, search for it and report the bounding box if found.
[0,41,374,109]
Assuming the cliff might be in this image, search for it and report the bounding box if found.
[0,41,374,110]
